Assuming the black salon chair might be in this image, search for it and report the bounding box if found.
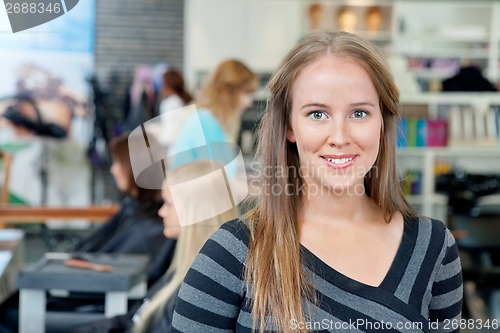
[436,170,500,320]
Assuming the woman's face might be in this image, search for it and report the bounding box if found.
[158,186,181,239]
[109,159,130,194]
[287,55,382,196]
[237,91,254,114]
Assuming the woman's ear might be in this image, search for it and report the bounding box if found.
[286,126,296,142]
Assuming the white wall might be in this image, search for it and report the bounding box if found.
[185,0,302,89]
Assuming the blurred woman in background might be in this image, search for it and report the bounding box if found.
[132,160,238,333]
[195,59,257,143]
[74,133,176,286]
[159,69,193,150]
[170,59,257,168]
[71,160,238,333]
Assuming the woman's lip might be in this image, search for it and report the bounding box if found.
[322,154,357,159]
[321,155,356,169]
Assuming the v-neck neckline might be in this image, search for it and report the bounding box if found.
[300,217,417,291]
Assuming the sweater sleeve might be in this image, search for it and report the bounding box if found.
[172,221,248,332]
[429,228,463,333]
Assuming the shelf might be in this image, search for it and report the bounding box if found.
[478,194,500,207]
[334,0,393,7]
[397,34,490,43]
[408,68,458,80]
[393,0,500,85]
[397,50,490,59]
[399,93,500,105]
[398,147,500,157]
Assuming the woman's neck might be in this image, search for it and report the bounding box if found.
[298,183,380,228]
[163,86,175,96]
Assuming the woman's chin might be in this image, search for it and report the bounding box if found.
[163,227,179,240]
[320,180,365,196]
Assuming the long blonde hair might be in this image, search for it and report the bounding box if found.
[197,59,258,141]
[133,160,239,333]
[244,31,418,333]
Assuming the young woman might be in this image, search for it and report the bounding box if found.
[132,160,238,333]
[170,59,257,168]
[196,59,257,143]
[74,133,176,286]
[159,69,192,150]
[71,160,238,333]
[171,31,463,332]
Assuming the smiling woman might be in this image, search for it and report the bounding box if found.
[286,55,383,195]
[171,31,463,333]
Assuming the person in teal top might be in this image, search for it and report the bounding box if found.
[169,60,257,169]
[170,109,228,168]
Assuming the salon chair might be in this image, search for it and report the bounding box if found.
[436,170,500,320]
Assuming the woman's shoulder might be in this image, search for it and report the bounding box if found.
[197,219,250,269]
[133,201,163,222]
[197,108,222,127]
[408,215,449,232]
[160,95,184,113]
[179,107,223,135]
[182,107,214,121]
[209,219,251,251]
[220,218,251,241]
[406,215,457,250]
[123,200,164,232]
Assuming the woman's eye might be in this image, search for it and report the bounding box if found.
[309,111,326,120]
[351,110,368,118]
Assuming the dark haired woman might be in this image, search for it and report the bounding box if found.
[73,133,176,286]
[158,69,193,151]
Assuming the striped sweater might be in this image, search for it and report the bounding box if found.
[172,217,462,332]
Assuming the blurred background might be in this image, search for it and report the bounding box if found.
[1,0,500,330]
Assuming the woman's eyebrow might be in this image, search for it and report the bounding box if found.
[350,101,376,107]
[300,101,376,110]
[300,102,328,110]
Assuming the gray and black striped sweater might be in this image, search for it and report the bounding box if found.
[172,217,462,332]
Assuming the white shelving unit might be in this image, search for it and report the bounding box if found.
[398,92,500,222]
[392,1,500,84]
[400,92,500,121]
[400,92,500,106]
[186,0,500,89]
[299,0,394,49]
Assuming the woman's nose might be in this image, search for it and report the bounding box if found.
[327,120,350,147]
[158,204,167,217]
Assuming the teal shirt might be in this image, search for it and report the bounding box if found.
[169,110,233,169]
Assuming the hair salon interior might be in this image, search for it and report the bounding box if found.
[0,0,500,331]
